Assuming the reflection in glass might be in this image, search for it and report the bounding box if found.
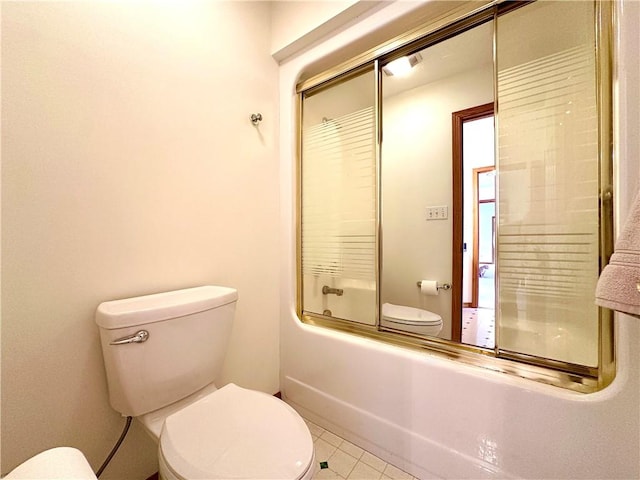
[301,68,377,325]
[478,170,495,202]
[478,202,495,264]
[381,21,494,341]
[461,121,495,349]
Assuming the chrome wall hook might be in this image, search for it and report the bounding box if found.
[250,113,262,125]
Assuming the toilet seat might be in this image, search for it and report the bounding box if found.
[382,303,442,326]
[159,383,314,480]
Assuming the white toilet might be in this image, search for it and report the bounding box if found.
[95,286,315,480]
[3,447,97,480]
[381,302,443,337]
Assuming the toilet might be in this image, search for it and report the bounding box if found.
[95,286,315,480]
[3,447,97,480]
[381,302,443,336]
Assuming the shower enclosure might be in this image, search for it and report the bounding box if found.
[298,0,613,392]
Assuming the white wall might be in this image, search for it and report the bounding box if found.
[270,1,383,62]
[382,65,494,339]
[280,1,640,478]
[1,2,278,478]
[271,1,356,55]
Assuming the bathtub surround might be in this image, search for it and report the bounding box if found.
[280,1,640,478]
[298,0,606,371]
[1,2,279,478]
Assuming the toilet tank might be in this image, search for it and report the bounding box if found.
[95,286,237,417]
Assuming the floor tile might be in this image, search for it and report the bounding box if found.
[328,449,358,478]
[313,466,345,480]
[383,463,413,479]
[360,451,387,473]
[304,418,422,480]
[347,461,383,480]
[321,429,344,447]
[339,439,364,459]
[315,437,338,462]
[462,307,495,349]
[306,420,326,437]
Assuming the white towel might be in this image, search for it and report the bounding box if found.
[595,192,640,316]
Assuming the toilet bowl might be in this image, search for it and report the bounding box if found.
[155,384,314,480]
[381,302,443,336]
[3,447,97,480]
[95,286,315,480]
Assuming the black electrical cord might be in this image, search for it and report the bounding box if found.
[96,416,133,478]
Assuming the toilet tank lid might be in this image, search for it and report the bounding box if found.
[95,286,237,330]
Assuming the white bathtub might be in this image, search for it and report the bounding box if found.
[280,2,640,478]
[281,309,639,479]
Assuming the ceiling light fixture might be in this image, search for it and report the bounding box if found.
[382,53,422,77]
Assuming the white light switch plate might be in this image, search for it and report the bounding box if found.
[426,206,448,220]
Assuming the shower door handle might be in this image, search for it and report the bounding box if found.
[110,330,149,345]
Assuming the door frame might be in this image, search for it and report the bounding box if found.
[471,166,496,308]
[451,102,494,343]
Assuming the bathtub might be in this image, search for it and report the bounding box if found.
[281,309,639,479]
[280,2,640,478]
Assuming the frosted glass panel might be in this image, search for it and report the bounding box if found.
[301,69,376,325]
[496,1,599,366]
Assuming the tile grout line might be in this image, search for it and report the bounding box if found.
[307,418,417,480]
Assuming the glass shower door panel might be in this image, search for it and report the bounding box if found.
[496,1,599,366]
[301,68,377,325]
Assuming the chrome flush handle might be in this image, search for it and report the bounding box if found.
[110,330,149,345]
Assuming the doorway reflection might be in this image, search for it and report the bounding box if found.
[460,117,495,349]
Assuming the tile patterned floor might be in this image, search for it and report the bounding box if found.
[305,419,419,480]
[461,268,496,349]
[461,307,495,349]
